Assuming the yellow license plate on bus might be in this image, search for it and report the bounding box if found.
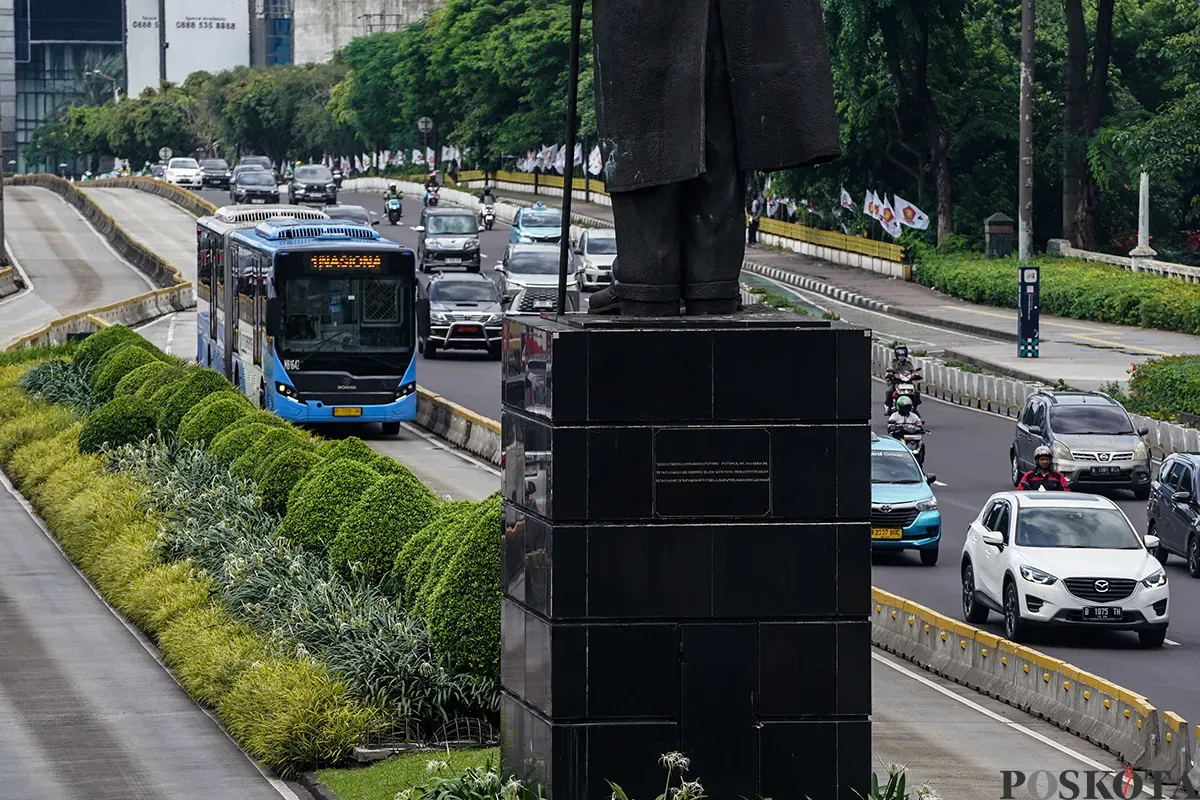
[872,528,904,540]
[333,407,362,417]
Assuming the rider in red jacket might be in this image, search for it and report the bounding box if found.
[1019,446,1071,491]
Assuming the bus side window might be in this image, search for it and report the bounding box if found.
[197,232,213,304]
[252,255,264,366]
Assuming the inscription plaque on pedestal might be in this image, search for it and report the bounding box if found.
[500,312,872,800]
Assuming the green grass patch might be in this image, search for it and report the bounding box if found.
[944,360,984,374]
[317,747,499,800]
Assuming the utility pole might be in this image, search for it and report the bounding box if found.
[0,102,6,267]
[158,0,168,84]
[1018,0,1035,262]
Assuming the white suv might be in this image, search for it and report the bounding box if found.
[164,157,202,188]
[960,491,1169,648]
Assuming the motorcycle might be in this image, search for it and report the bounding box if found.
[482,204,496,230]
[385,197,403,225]
[885,365,923,414]
[424,187,440,207]
[888,423,927,465]
[332,168,344,189]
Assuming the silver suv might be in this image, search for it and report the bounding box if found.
[1011,390,1152,498]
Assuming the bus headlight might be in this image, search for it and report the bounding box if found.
[395,382,416,400]
[276,382,301,401]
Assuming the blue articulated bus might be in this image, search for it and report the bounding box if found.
[195,208,418,434]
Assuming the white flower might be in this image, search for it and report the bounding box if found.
[425,759,449,773]
[501,778,525,799]
[395,790,413,800]
[659,752,690,772]
[674,781,704,800]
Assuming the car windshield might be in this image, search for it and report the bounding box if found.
[1049,405,1134,435]
[201,159,228,169]
[427,215,477,235]
[1015,507,1142,549]
[280,277,413,354]
[239,172,275,186]
[587,236,617,254]
[523,211,561,227]
[508,251,560,274]
[170,158,199,169]
[242,157,271,167]
[296,166,332,181]
[430,282,499,303]
[871,449,926,484]
[325,208,369,225]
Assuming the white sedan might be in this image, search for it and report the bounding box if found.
[960,490,1168,647]
[164,157,203,188]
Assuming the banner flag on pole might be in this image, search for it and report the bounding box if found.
[841,187,855,211]
[880,196,903,238]
[894,195,930,230]
[587,145,603,176]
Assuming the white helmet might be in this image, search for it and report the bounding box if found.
[1034,445,1052,459]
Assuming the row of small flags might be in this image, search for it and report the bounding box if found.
[840,187,930,238]
[320,146,468,173]
[514,143,604,177]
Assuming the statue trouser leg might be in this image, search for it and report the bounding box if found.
[591,0,743,317]
[680,0,743,315]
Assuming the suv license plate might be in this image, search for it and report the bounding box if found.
[1082,606,1122,621]
[1093,466,1120,475]
[871,528,903,540]
[444,257,461,264]
[332,407,362,417]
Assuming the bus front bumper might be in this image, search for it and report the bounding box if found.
[273,391,417,423]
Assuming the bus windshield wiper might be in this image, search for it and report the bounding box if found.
[297,331,350,367]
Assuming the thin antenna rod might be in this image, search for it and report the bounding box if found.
[557,0,584,315]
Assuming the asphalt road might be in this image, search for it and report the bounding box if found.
[119,187,1200,728]
[1,186,157,348]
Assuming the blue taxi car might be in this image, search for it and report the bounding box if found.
[871,431,942,565]
[509,202,564,244]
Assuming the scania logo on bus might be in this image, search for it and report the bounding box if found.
[337,379,357,390]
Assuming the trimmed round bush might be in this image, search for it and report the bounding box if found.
[222,409,292,435]
[92,337,164,377]
[426,494,503,678]
[390,500,477,603]
[136,365,189,400]
[328,474,439,582]
[114,360,170,398]
[317,437,378,466]
[230,427,311,481]
[258,448,320,516]
[208,421,276,465]
[93,344,163,400]
[178,394,253,449]
[73,325,142,366]
[278,458,380,551]
[77,395,158,454]
[158,369,234,433]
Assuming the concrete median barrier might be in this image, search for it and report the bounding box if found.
[415,387,501,465]
[871,588,1190,781]
[6,284,193,351]
[0,265,18,297]
[87,176,219,217]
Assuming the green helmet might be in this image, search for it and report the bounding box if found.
[896,396,913,412]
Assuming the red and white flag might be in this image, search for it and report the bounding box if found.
[879,196,903,238]
[841,187,854,211]
[412,149,424,166]
[587,145,603,176]
[864,190,881,220]
[894,195,930,230]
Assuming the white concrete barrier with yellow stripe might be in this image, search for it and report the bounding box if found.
[872,588,1191,782]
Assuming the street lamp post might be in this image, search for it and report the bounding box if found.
[87,70,122,104]
[417,116,433,174]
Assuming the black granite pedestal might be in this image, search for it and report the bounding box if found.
[499,311,872,800]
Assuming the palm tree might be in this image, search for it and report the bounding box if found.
[72,53,125,107]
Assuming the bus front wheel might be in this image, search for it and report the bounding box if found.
[381,422,401,436]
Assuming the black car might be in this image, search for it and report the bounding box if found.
[1011,390,1152,497]
[200,158,232,189]
[289,164,338,205]
[238,155,278,183]
[1147,453,1200,575]
[416,272,504,360]
[416,207,483,273]
[230,169,281,204]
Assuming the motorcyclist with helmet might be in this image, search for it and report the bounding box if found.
[383,183,403,221]
[478,184,497,205]
[887,395,922,432]
[885,344,921,411]
[1018,446,1071,491]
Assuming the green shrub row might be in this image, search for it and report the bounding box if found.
[914,251,1200,336]
[0,360,378,775]
[1102,355,1200,422]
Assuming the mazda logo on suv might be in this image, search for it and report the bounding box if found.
[1094,580,1109,593]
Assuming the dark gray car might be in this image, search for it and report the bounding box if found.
[289,164,338,205]
[416,208,483,273]
[416,272,503,359]
[1147,453,1200,575]
[1011,390,1152,497]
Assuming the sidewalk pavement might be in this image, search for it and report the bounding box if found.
[493,186,1200,391]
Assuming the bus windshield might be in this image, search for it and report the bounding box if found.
[280,277,413,355]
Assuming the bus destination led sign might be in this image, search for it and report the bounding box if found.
[305,253,384,272]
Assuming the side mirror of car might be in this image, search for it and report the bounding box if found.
[924,474,936,484]
[1139,427,1150,437]
[1173,490,1192,504]
[981,529,1005,548]
[414,225,425,232]
[494,265,505,273]
[502,295,513,307]
[1145,533,1161,550]
[371,220,380,226]
[1027,425,1042,436]
[479,225,487,232]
